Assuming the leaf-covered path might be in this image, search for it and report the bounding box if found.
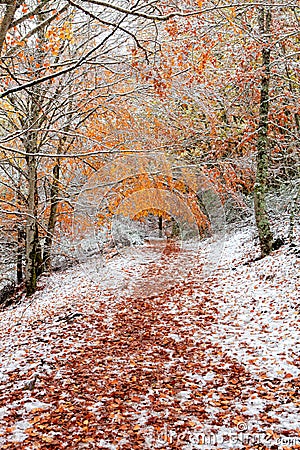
[0,229,299,449]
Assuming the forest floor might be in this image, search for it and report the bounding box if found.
[0,225,299,450]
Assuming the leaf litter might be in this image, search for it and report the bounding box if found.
[0,226,299,449]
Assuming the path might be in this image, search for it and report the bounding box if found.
[0,229,299,449]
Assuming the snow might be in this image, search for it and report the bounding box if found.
[8,420,31,443]
[0,225,299,448]
[23,399,50,413]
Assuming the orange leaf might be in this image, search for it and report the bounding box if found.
[42,436,54,443]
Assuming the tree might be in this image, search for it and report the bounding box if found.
[131,1,299,256]
[1,0,184,294]
[1,1,140,294]
[253,6,274,257]
[1,0,299,299]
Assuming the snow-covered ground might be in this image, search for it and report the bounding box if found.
[0,225,299,449]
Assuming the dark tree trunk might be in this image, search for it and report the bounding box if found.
[43,160,60,272]
[158,215,163,238]
[254,7,274,257]
[25,153,39,296]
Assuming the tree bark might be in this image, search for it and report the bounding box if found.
[254,7,274,257]
[43,159,60,271]
[25,151,39,295]
[16,225,23,284]
[23,11,48,295]
[158,215,163,238]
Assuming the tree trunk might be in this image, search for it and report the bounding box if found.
[16,173,24,284]
[23,12,47,295]
[158,215,163,238]
[43,160,60,271]
[16,225,23,284]
[254,7,274,257]
[43,129,71,272]
[25,153,39,296]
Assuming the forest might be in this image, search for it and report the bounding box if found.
[0,0,298,296]
[0,1,299,449]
